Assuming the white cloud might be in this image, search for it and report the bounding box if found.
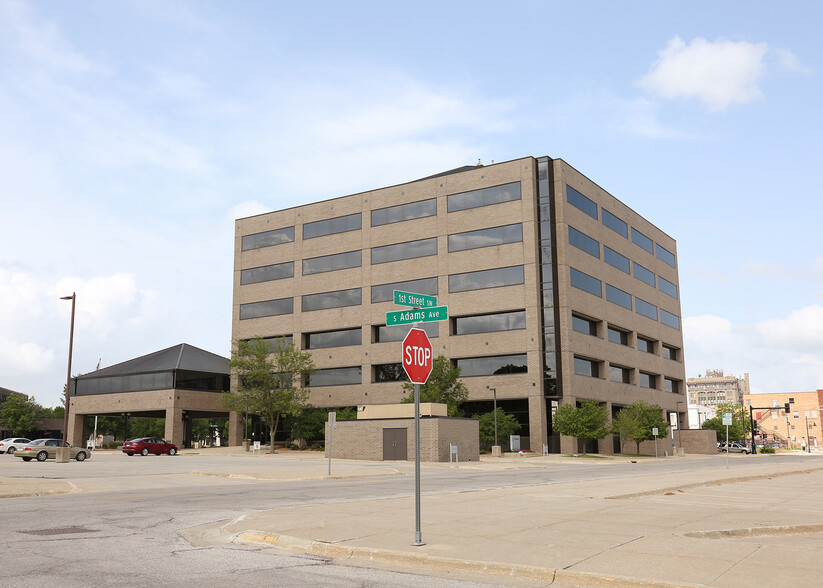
[741,262,786,278]
[615,97,698,139]
[774,48,811,74]
[638,36,769,110]
[755,304,823,352]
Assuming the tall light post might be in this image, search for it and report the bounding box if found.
[60,293,76,445]
[487,385,499,455]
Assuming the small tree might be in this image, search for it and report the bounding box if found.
[0,394,42,437]
[553,399,610,454]
[225,337,316,453]
[474,408,521,446]
[401,355,468,416]
[612,401,669,454]
[287,406,357,446]
[701,402,751,442]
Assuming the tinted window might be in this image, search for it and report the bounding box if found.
[636,298,658,320]
[633,262,656,287]
[447,182,521,212]
[610,365,631,383]
[662,345,678,361]
[574,357,598,378]
[605,284,632,310]
[656,244,676,267]
[604,247,630,274]
[456,354,528,377]
[301,288,361,311]
[572,315,598,336]
[449,266,524,293]
[372,238,437,264]
[637,337,655,354]
[303,213,361,239]
[309,367,361,387]
[449,224,522,252]
[454,311,526,335]
[568,226,600,258]
[371,199,436,226]
[241,262,294,285]
[608,327,629,345]
[566,186,597,219]
[242,226,295,251]
[601,209,628,238]
[639,372,656,389]
[302,251,361,275]
[658,276,678,298]
[374,363,405,382]
[239,298,294,320]
[305,328,361,349]
[665,378,678,394]
[371,277,438,303]
[661,309,680,330]
[375,322,439,342]
[570,268,602,297]
[631,228,654,254]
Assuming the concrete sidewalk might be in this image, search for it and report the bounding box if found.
[194,453,823,587]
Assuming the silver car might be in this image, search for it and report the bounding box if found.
[15,439,91,462]
[0,437,32,455]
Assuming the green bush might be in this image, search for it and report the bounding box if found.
[761,446,776,454]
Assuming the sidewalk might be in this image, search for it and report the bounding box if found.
[189,452,823,587]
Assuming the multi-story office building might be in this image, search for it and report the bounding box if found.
[232,156,686,453]
[687,370,750,407]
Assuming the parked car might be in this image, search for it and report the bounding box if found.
[15,439,91,462]
[718,441,750,454]
[122,437,177,456]
[0,437,32,455]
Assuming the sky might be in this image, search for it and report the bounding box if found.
[1,1,821,408]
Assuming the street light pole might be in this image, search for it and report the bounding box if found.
[60,293,76,445]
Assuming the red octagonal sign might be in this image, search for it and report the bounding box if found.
[402,328,433,384]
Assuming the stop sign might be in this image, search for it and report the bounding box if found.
[402,328,433,384]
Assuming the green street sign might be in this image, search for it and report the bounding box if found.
[393,290,437,308]
[386,305,448,326]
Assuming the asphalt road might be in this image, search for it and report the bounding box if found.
[0,452,807,587]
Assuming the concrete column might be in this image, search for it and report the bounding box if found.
[165,407,184,448]
[228,411,243,446]
[528,394,547,451]
[67,412,85,447]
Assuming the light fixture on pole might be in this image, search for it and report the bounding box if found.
[487,385,500,456]
[60,293,76,445]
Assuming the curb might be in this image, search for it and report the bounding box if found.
[607,465,823,499]
[234,531,696,588]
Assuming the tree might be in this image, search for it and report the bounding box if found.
[401,355,468,416]
[701,402,751,442]
[553,399,610,454]
[225,337,316,453]
[286,406,357,446]
[0,394,42,437]
[612,401,669,454]
[474,408,521,446]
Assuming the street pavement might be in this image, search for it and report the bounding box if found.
[4,447,823,587]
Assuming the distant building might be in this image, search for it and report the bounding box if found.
[743,390,823,450]
[686,403,717,429]
[687,370,750,407]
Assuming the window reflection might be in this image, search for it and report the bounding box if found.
[302,288,361,311]
[372,238,437,264]
[570,268,602,297]
[568,226,600,258]
[449,224,522,252]
[302,251,361,275]
[240,298,294,320]
[242,226,294,251]
[566,186,597,219]
[456,354,528,377]
[371,278,438,303]
[449,266,524,293]
[241,262,294,285]
[453,311,526,335]
[371,199,436,226]
[303,213,361,239]
[447,182,521,212]
[305,328,361,349]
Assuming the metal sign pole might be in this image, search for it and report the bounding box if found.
[328,412,336,476]
[413,382,424,546]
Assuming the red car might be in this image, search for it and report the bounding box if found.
[122,437,178,456]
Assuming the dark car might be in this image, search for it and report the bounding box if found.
[122,437,177,456]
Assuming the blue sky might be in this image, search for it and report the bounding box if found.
[2,1,821,408]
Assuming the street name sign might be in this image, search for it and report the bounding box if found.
[402,328,433,384]
[386,305,448,326]
[394,290,437,308]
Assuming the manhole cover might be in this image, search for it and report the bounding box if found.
[21,526,97,536]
